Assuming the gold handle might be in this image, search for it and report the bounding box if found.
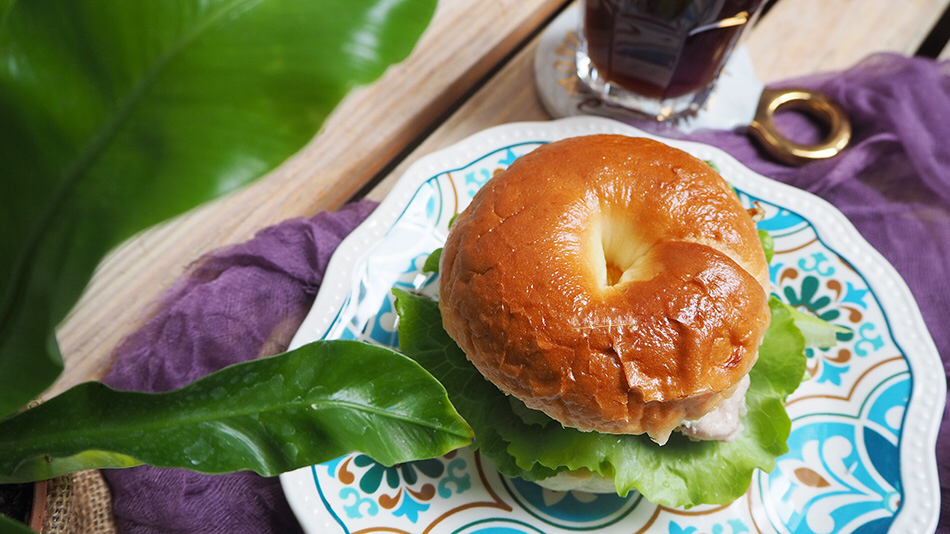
[748,87,851,165]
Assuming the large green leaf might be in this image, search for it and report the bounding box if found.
[0,513,35,534]
[0,340,473,484]
[0,0,437,418]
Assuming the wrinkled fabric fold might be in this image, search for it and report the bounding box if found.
[102,200,376,534]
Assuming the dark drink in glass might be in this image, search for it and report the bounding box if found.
[576,0,764,120]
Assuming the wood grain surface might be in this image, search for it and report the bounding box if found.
[747,0,950,81]
[50,0,945,398]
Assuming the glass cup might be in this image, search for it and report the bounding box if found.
[576,0,765,121]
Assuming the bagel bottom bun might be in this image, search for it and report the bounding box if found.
[438,134,771,447]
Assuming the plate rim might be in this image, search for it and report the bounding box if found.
[280,116,945,534]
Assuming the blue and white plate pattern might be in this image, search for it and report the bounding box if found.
[280,117,943,534]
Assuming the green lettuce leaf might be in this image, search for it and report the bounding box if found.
[422,248,442,274]
[755,230,846,350]
[772,299,850,349]
[394,289,806,508]
[759,229,775,264]
[0,339,472,484]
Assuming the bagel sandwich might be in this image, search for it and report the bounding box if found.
[392,135,844,507]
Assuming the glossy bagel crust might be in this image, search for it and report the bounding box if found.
[438,135,771,443]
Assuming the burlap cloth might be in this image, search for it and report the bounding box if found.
[36,471,114,534]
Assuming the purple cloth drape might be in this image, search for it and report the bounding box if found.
[101,53,949,532]
[102,200,376,534]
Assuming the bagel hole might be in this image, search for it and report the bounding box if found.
[606,262,625,286]
[595,212,653,288]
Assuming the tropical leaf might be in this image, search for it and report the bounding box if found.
[0,0,437,418]
[0,340,472,484]
[0,513,35,534]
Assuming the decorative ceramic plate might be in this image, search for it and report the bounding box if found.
[280,117,943,534]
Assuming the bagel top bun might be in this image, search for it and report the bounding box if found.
[438,135,771,444]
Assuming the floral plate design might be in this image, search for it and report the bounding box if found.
[279,117,943,534]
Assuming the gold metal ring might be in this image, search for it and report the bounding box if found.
[748,87,851,165]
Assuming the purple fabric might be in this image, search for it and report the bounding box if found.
[102,200,377,534]
[100,53,949,532]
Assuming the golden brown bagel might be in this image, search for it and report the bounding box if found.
[438,135,771,444]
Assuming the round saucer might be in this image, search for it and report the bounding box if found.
[533,3,765,134]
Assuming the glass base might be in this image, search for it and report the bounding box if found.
[575,40,716,123]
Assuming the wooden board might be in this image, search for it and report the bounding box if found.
[367,38,551,202]
[747,0,950,81]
